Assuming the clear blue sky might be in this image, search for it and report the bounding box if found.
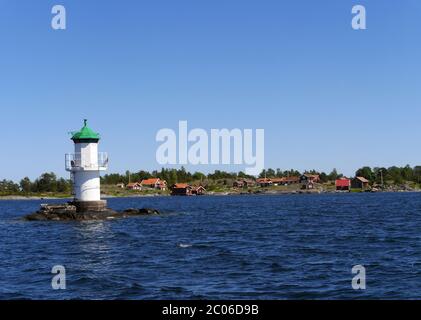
[0,0,420,181]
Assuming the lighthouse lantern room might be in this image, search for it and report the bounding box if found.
[65,120,108,212]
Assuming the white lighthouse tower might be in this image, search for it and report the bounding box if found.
[65,120,108,212]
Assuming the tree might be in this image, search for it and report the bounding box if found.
[0,179,20,195]
[373,167,387,185]
[101,173,126,185]
[285,169,301,177]
[208,170,237,180]
[138,170,152,181]
[192,171,206,182]
[266,168,276,177]
[414,166,421,184]
[319,172,328,183]
[169,169,178,185]
[20,177,32,193]
[34,172,58,192]
[328,168,339,181]
[401,165,413,181]
[387,166,404,185]
[258,169,267,179]
[57,178,71,193]
[355,167,374,181]
[237,171,254,179]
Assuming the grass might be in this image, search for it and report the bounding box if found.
[0,192,72,198]
[101,185,170,197]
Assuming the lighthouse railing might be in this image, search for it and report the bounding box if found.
[65,152,108,171]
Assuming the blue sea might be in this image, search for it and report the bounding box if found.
[1,193,421,299]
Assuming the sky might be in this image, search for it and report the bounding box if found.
[0,0,420,181]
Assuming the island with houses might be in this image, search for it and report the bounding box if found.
[1,119,419,200]
[106,174,375,197]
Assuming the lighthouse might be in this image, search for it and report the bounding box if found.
[24,119,161,220]
[65,120,108,212]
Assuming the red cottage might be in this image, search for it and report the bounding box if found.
[170,183,192,196]
[192,186,206,195]
[335,178,351,191]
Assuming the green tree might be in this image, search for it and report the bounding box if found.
[387,166,404,185]
[355,167,374,181]
[0,179,20,195]
[138,170,152,181]
[101,173,126,185]
[20,177,32,193]
[169,169,178,185]
[414,166,421,183]
[57,178,71,193]
[258,169,267,179]
[319,172,328,183]
[192,171,206,182]
[373,167,387,185]
[401,165,413,181]
[328,168,339,181]
[33,172,58,192]
[266,168,276,177]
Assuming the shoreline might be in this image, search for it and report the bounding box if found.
[1,189,420,201]
[0,195,73,201]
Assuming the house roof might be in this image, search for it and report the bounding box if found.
[71,119,100,142]
[172,183,191,189]
[284,176,300,181]
[355,176,369,183]
[127,182,141,187]
[256,178,272,183]
[141,178,160,185]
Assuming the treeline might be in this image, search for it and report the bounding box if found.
[2,165,420,195]
[102,165,421,186]
[0,172,72,196]
[101,167,255,186]
[259,165,421,185]
[258,168,343,183]
[355,166,421,184]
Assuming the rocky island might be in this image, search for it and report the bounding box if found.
[24,203,160,221]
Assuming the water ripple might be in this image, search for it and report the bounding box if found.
[1,193,421,299]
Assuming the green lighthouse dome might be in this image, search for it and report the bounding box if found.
[71,119,100,143]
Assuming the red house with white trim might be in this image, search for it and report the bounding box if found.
[140,178,167,190]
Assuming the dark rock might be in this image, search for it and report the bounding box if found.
[24,204,160,221]
[122,208,139,214]
[122,208,160,216]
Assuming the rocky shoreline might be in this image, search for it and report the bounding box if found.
[2,189,421,201]
[24,203,160,221]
